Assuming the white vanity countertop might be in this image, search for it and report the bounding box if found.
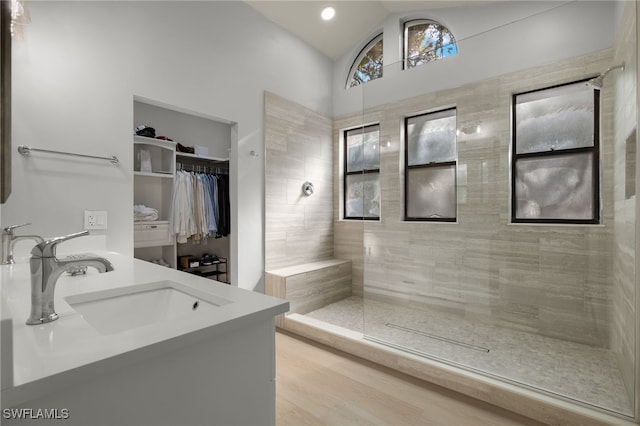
[0,252,288,406]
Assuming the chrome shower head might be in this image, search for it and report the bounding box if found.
[586,62,625,90]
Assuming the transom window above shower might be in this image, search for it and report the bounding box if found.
[346,19,457,89]
[404,108,457,221]
[343,124,381,220]
[347,34,383,88]
[403,20,458,69]
[512,80,600,224]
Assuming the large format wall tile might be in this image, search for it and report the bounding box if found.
[611,1,638,404]
[266,43,634,356]
[265,92,334,270]
[333,50,622,348]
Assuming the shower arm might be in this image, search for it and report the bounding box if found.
[586,62,625,90]
[601,62,625,78]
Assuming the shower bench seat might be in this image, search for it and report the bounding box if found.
[265,259,352,327]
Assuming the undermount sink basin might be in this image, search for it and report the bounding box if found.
[65,280,231,335]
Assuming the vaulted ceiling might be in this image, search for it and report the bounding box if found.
[245,1,500,60]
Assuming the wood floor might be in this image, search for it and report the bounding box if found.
[275,331,546,426]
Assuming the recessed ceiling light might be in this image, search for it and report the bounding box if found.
[321,6,335,21]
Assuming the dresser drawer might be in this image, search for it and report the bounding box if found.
[134,221,172,247]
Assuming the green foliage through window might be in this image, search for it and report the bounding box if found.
[348,34,383,88]
[405,20,457,69]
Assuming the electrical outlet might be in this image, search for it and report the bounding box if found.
[84,210,108,230]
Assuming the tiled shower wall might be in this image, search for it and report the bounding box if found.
[612,0,637,403]
[334,50,618,348]
[265,92,334,270]
[265,47,634,352]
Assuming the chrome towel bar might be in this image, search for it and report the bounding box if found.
[17,145,119,165]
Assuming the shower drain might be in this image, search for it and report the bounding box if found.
[385,323,490,353]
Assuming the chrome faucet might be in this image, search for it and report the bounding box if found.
[26,230,114,325]
[2,223,44,265]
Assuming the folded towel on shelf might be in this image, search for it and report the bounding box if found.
[134,204,159,221]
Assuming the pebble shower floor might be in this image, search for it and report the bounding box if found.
[306,296,632,416]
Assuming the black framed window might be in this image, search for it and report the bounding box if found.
[512,80,599,224]
[344,125,380,220]
[404,108,457,221]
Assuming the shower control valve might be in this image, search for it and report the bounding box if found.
[302,181,314,196]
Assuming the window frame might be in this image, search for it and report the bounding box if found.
[403,19,458,70]
[343,124,381,221]
[511,79,600,225]
[346,33,383,89]
[404,107,457,222]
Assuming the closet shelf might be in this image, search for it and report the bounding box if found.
[133,135,177,149]
[179,258,228,284]
[134,135,228,162]
[176,151,229,163]
[134,171,174,179]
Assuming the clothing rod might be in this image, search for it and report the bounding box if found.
[17,145,119,165]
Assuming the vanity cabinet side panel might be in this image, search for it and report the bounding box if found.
[3,319,277,426]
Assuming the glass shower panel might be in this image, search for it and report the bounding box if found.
[361,6,637,413]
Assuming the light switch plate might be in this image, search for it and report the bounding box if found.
[84,210,108,230]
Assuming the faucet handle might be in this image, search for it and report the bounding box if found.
[3,223,32,235]
[31,230,90,258]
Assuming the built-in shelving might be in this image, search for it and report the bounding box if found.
[133,98,233,283]
[133,136,176,175]
[133,171,174,178]
[133,134,176,267]
[134,220,172,249]
[175,151,229,163]
[179,258,228,284]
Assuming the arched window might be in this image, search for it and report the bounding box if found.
[404,20,457,69]
[347,33,383,88]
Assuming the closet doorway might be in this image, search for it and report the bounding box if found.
[133,97,234,285]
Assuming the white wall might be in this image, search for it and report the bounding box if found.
[3,1,333,292]
[333,1,617,116]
